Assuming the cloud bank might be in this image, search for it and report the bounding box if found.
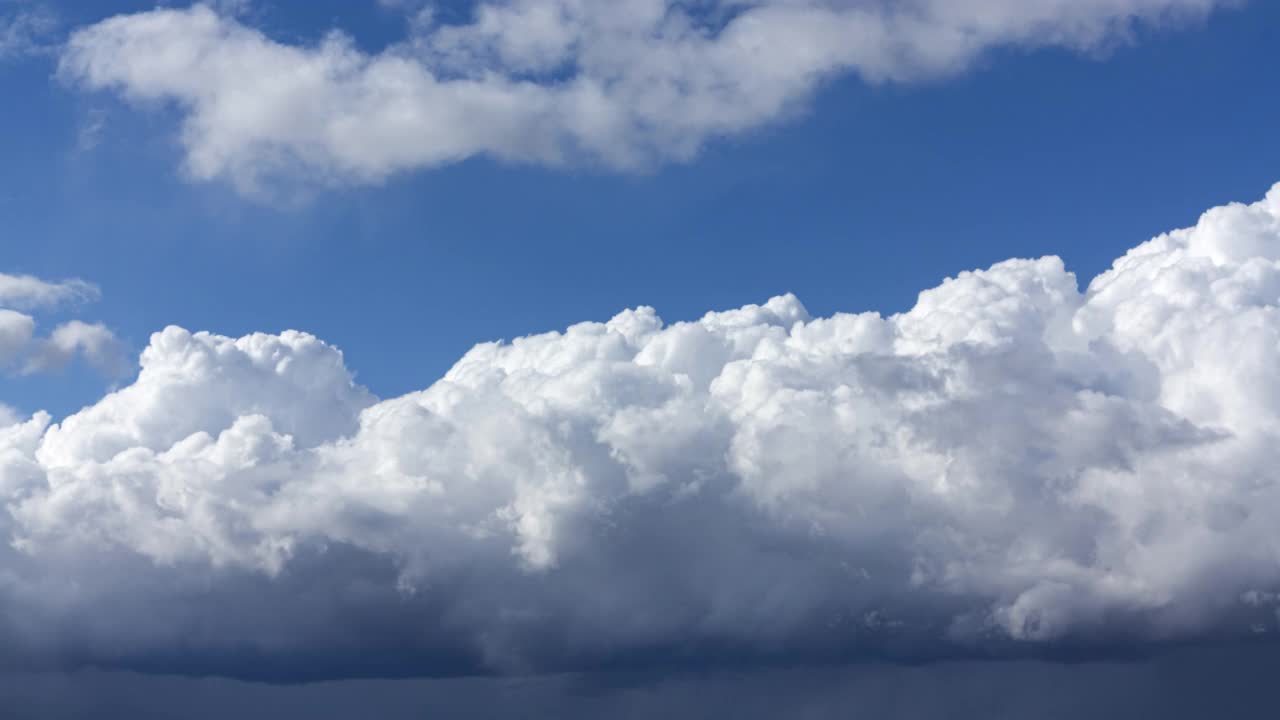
[60,0,1230,193]
[3,185,1280,680]
[0,273,124,376]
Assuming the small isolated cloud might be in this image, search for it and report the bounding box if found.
[3,184,1280,680]
[58,0,1230,196]
[75,107,108,151]
[0,273,98,310]
[0,5,58,63]
[0,272,124,377]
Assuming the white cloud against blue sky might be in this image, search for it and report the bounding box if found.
[5,185,1280,679]
[2,1,1280,717]
[0,4,57,63]
[60,0,1233,194]
[0,272,123,376]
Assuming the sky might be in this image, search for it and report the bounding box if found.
[2,0,1280,717]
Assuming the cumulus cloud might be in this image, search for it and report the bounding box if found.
[2,185,1280,679]
[59,0,1230,194]
[0,273,124,377]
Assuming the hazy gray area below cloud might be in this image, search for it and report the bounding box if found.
[2,642,1276,719]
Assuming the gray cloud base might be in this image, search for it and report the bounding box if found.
[3,185,1280,680]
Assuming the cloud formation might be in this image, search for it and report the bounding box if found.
[60,0,1230,194]
[3,184,1280,679]
[0,273,124,376]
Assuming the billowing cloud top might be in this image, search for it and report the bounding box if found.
[3,185,1280,680]
[60,0,1229,194]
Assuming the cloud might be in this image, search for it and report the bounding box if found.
[0,273,123,377]
[0,310,36,366]
[3,184,1280,680]
[0,5,58,62]
[0,273,98,311]
[23,321,128,376]
[59,0,1231,195]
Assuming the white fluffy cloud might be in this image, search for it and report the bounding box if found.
[0,273,124,376]
[2,185,1280,678]
[60,0,1229,194]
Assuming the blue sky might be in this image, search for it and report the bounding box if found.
[3,1,1278,417]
